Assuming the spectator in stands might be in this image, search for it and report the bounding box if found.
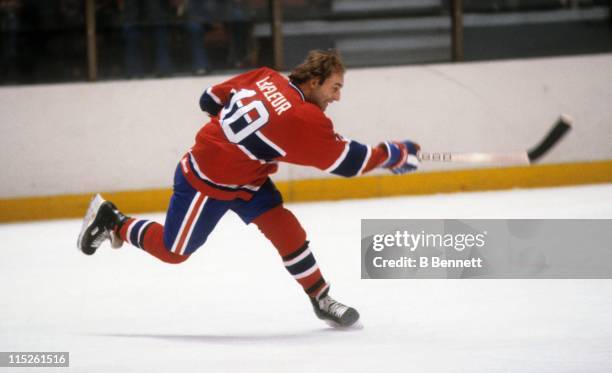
[120,0,173,77]
[220,0,254,68]
[179,0,212,75]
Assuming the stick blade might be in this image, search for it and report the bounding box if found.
[527,114,573,163]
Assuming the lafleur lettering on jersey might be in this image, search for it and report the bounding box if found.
[256,76,292,116]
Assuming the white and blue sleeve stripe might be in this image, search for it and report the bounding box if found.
[325,140,371,177]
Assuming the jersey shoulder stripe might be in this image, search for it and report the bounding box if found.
[200,87,223,116]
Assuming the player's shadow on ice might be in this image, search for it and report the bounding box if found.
[93,328,360,344]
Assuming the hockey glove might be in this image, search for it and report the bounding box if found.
[380,140,420,174]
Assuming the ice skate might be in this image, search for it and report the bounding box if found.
[311,288,360,327]
[77,194,127,255]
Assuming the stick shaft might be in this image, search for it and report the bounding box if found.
[418,151,530,164]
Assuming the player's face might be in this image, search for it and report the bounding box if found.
[309,72,344,111]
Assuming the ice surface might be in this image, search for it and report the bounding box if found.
[1,184,611,372]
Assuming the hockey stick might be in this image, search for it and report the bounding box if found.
[418,114,573,165]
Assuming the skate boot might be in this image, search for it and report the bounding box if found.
[311,287,360,327]
[77,194,127,255]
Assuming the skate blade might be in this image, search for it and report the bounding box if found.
[324,319,363,330]
[110,230,124,249]
[77,194,105,253]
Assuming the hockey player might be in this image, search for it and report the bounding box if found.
[77,49,420,327]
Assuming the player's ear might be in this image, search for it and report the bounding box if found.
[309,77,320,89]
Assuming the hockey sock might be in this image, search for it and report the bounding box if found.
[117,218,188,264]
[252,206,329,299]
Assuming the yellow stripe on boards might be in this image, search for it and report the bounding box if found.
[0,189,173,223]
[281,160,612,201]
[1,160,611,223]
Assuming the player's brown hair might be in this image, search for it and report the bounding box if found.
[289,49,345,85]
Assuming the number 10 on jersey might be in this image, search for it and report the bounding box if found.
[220,89,270,143]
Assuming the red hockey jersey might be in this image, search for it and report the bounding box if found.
[181,67,386,200]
